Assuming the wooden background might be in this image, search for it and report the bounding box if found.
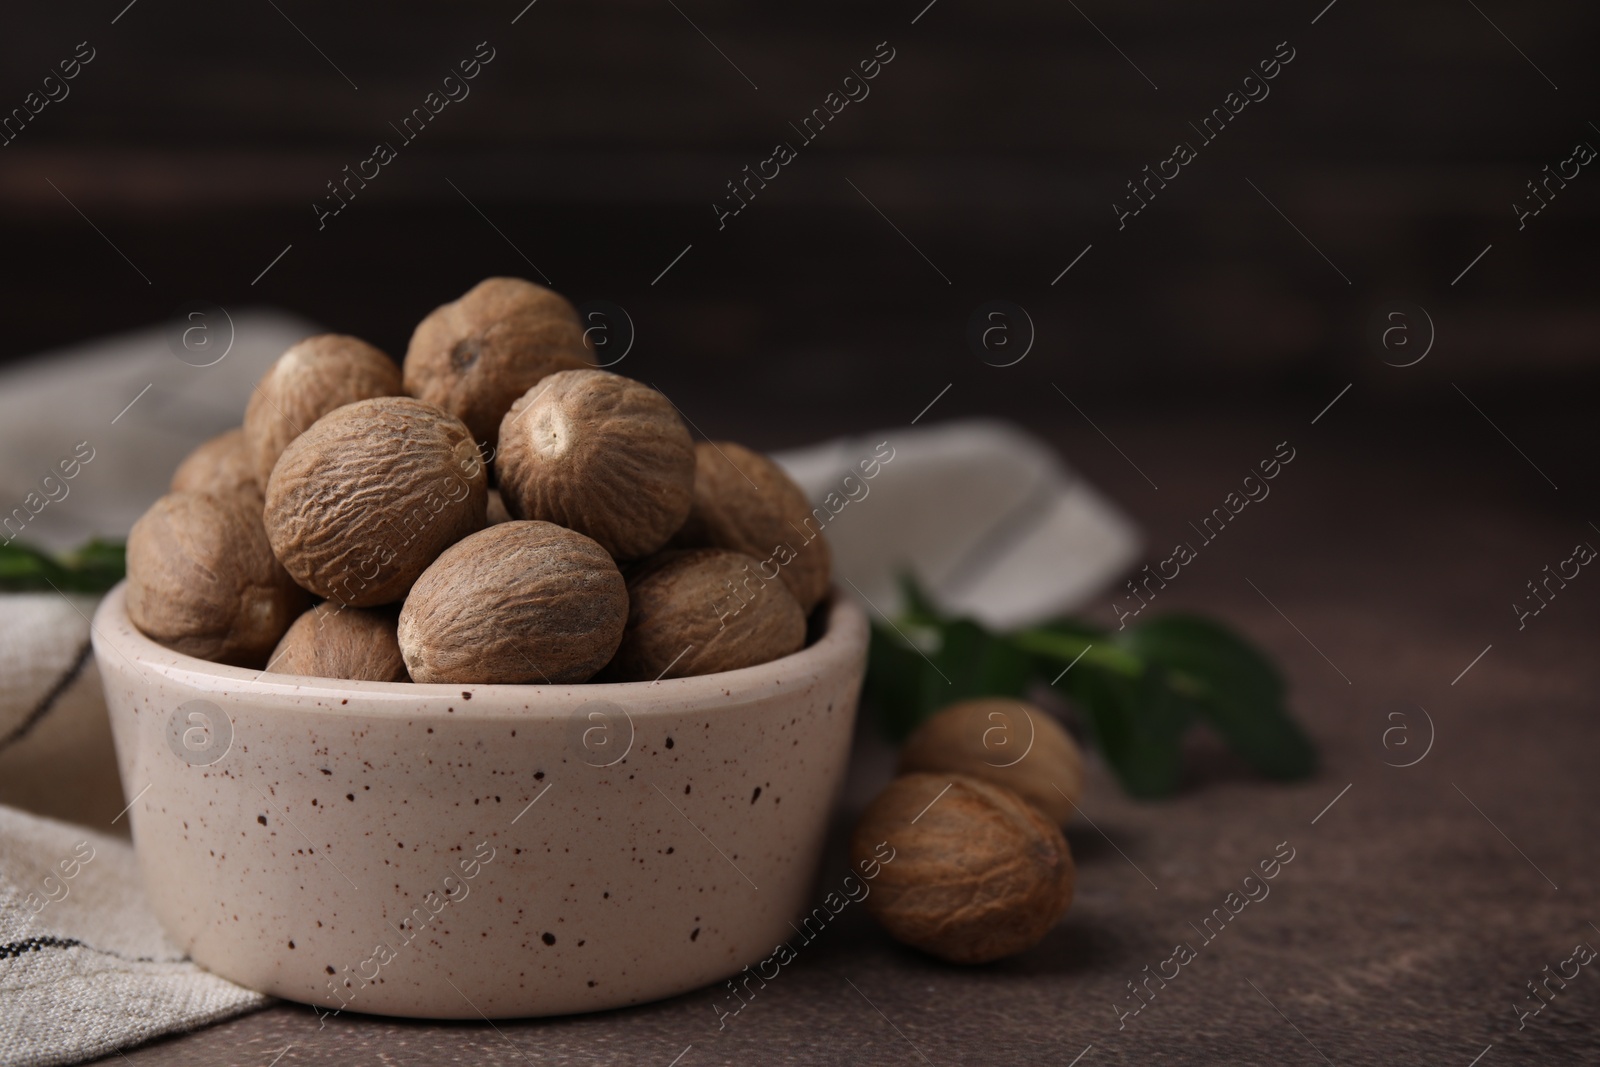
[0,1,1594,484]
[3,0,1600,499]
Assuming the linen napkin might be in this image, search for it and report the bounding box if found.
[0,806,268,1067]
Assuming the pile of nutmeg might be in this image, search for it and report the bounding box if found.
[128,277,830,684]
[852,698,1083,964]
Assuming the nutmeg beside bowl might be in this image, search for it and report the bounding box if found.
[851,772,1076,965]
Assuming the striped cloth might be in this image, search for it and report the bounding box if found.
[0,804,268,1067]
[0,592,269,1067]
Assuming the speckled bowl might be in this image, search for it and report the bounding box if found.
[91,582,867,1019]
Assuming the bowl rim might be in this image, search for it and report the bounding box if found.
[91,581,869,720]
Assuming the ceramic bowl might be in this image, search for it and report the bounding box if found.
[91,582,867,1019]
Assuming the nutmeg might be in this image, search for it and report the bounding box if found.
[496,370,695,560]
[266,602,408,682]
[243,334,401,486]
[127,490,310,667]
[850,773,1075,964]
[403,277,591,447]
[170,428,259,500]
[398,521,627,684]
[672,441,831,613]
[604,548,804,681]
[263,396,487,607]
[898,699,1085,824]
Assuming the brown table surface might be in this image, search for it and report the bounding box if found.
[98,406,1600,1065]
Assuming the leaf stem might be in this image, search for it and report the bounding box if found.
[1009,628,1144,677]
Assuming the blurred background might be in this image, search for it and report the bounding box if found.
[0,0,1593,547]
[0,0,1595,485]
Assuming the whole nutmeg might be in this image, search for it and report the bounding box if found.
[266,602,408,682]
[899,699,1085,825]
[605,548,804,681]
[170,428,259,500]
[497,370,694,560]
[672,441,832,613]
[243,334,401,486]
[398,521,626,684]
[264,397,488,607]
[850,773,1075,964]
[403,277,590,447]
[127,490,310,667]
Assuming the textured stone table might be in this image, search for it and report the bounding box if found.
[100,407,1600,1065]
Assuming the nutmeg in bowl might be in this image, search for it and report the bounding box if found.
[92,581,867,1019]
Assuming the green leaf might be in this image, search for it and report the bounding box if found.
[863,615,1033,742]
[1055,661,1191,798]
[1019,621,1189,798]
[0,543,68,591]
[860,571,1317,799]
[934,618,1034,705]
[1115,614,1316,780]
[0,538,126,594]
[895,571,941,622]
[863,620,945,740]
[1011,619,1141,678]
[57,538,126,593]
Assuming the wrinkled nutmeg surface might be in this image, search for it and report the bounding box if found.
[850,773,1075,964]
[398,521,626,684]
[266,602,408,682]
[127,490,310,667]
[403,277,590,447]
[264,396,487,607]
[672,440,831,613]
[605,548,804,681]
[243,334,401,486]
[497,370,695,560]
[899,699,1085,824]
[170,427,259,500]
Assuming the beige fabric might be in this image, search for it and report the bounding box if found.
[0,595,119,829]
[0,805,268,1067]
[777,419,1141,631]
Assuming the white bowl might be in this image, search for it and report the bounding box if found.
[91,583,867,1019]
